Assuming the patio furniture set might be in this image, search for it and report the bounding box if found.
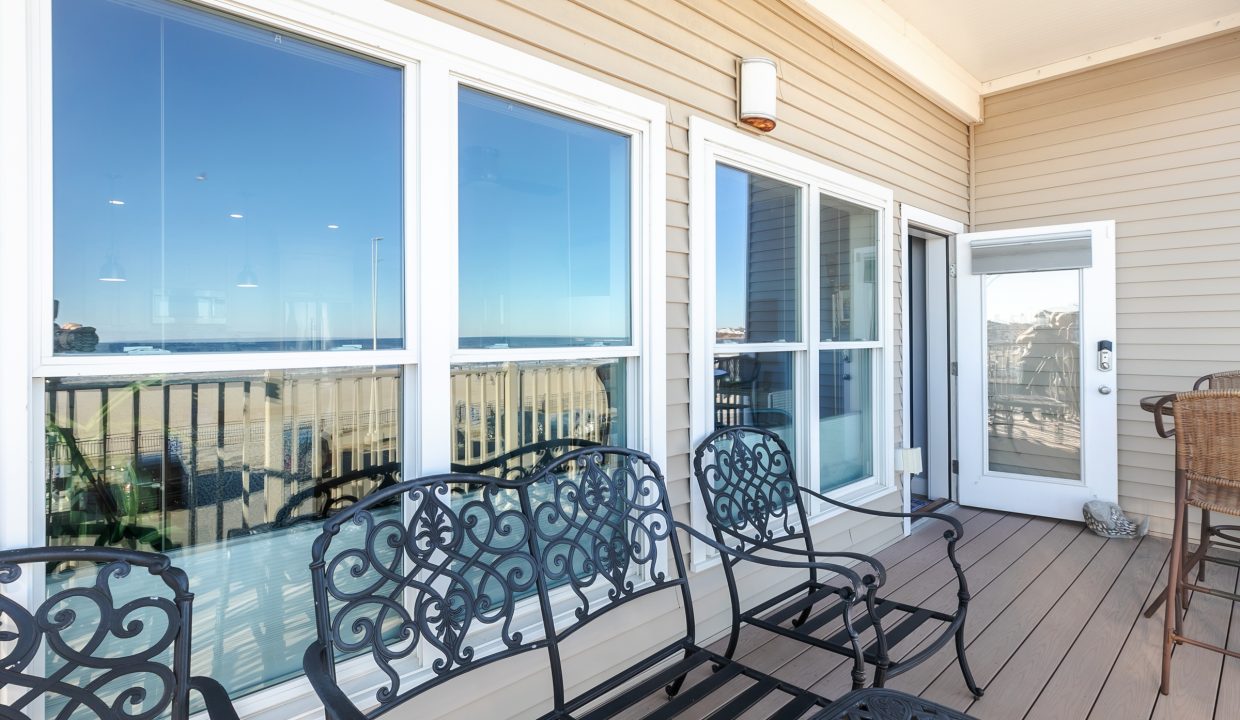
[0,428,982,719]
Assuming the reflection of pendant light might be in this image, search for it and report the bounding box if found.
[99,176,127,282]
[235,265,259,288]
[98,255,127,282]
[231,209,258,287]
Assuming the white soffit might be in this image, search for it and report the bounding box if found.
[791,0,1240,124]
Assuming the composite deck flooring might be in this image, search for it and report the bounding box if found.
[627,505,1240,720]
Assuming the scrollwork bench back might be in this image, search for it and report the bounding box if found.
[302,447,692,719]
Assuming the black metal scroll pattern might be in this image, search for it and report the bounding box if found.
[320,480,538,708]
[696,428,801,551]
[529,450,672,623]
[0,557,181,720]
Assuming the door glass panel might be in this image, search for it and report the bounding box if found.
[714,165,800,344]
[984,270,1081,481]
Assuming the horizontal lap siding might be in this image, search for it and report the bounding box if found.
[974,31,1240,539]
[376,1,967,716]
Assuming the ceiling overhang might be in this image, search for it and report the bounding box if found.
[789,0,1240,125]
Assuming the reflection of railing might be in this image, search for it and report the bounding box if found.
[44,369,400,551]
[451,361,613,467]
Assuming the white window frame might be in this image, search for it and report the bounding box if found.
[687,117,896,570]
[0,0,666,718]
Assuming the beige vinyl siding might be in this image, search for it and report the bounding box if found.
[371,1,969,717]
[973,30,1240,539]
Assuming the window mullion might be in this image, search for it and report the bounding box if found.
[805,184,821,513]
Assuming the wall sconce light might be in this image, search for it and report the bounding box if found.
[739,57,778,132]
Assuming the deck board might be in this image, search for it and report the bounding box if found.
[625,505,1240,720]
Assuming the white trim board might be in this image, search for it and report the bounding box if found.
[787,0,1240,123]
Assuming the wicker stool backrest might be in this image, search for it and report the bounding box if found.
[1172,390,1240,514]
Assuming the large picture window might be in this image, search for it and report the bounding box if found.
[16,0,665,714]
[690,119,893,562]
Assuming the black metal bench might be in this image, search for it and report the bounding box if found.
[0,546,240,720]
[302,446,880,719]
[693,426,984,696]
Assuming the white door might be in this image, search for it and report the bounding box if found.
[956,221,1117,520]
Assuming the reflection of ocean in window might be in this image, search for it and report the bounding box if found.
[52,0,403,354]
[457,88,631,348]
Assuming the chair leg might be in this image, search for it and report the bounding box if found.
[665,650,692,698]
[956,624,984,698]
[1161,481,1187,696]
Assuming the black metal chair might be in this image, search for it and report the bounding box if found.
[0,546,239,720]
[693,426,983,696]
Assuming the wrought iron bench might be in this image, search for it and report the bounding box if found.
[302,446,880,719]
[693,426,984,696]
[0,546,240,720]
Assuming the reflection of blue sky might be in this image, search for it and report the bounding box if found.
[458,88,630,347]
[715,165,749,331]
[53,0,402,351]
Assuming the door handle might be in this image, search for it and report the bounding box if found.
[1099,385,1113,395]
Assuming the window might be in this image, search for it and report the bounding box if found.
[52,0,403,355]
[689,118,893,566]
[452,87,639,475]
[11,0,666,714]
[44,0,408,703]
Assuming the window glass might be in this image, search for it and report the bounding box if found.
[53,0,403,354]
[713,350,796,454]
[450,358,627,473]
[820,195,879,342]
[458,88,631,349]
[45,367,402,699]
[819,349,873,491]
[715,165,800,344]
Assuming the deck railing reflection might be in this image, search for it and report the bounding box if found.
[44,368,401,550]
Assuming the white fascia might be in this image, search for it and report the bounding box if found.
[789,0,983,124]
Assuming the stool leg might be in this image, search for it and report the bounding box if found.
[1198,509,1210,582]
[1161,474,1187,695]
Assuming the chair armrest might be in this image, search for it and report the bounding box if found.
[751,543,887,586]
[673,521,865,595]
[189,676,241,720]
[797,486,965,539]
[1153,394,1176,438]
[303,641,369,720]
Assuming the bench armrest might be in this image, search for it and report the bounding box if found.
[796,486,965,539]
[189,676,241,720]
[673,521,865,596]
[303,640,369,720]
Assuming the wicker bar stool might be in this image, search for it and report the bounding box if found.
[1152,390,1240,695]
